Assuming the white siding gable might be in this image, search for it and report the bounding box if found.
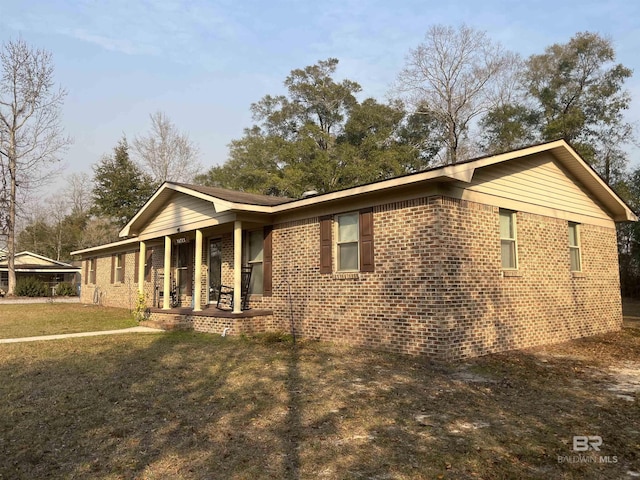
[142,192,217,236]
[451,152,613,225]
[15,254,57,266]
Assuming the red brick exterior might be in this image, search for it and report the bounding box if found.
[80,194,622,360]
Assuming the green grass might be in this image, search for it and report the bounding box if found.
[0,304,137,339]
[0,328,638,479]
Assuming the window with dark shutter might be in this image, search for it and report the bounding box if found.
[319,216,332,273]
[359,208,374,272]
[263,226,273,296]
[89,258,97,284]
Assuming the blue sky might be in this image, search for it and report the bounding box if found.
[2,0,640,188]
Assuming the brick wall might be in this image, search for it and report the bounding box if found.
[80,194,622,360]
[80,250,147,309]
[434,198,621,359]
[263,196,621,360]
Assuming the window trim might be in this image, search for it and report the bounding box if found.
[499,209,518,270]
[89,258,97,284]
[336,211,360,272]
[115,253,125,283]
[568,222,582,272]
[245,229,264,295]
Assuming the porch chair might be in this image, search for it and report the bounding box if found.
[216,265,253,311]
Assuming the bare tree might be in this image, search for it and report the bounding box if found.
[64,172,93,215]
[0,38,70,295]
[395,24,519,164]
[133,111,201,183]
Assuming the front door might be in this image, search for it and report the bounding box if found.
[174,240,193,301]
[209,238,222,303]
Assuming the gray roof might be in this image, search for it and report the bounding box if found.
[173,183,293,206]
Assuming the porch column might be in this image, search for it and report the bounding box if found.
[233,220,242,314]
[163,236,172,310]
[193,229,203,312]
[138,241,146,295]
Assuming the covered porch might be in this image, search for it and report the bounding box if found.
[135,217,271,315]
[118,183,279,316]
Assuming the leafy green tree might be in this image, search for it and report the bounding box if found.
[16,217,50,257]
[481,32,634,183]
[196,59,441,197]
[479,104,541,154]
[16,205,90,262]
[92,137,156,227]
[615,170,640,298]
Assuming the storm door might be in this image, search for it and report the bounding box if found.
[208,238,222,303]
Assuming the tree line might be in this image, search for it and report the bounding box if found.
[2,26,640,296]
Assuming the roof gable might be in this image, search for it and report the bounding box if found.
[116,140,634,242]
[457,151,612,222]
[120,182,292,237]
[266,140,636,222]
[0,251,79,269]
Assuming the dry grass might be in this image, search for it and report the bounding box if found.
[0,326,638,479]
[0,304,137,339]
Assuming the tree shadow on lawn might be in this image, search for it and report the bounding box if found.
[0,330,638,479]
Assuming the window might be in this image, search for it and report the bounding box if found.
[89,258,97,284]
[320,209,374,274]
[247,230,263,294]
[568,222,581,271]
[499,209,517,269]
[0,271,7,288]
[115,254,125,283]
[337,212,359,271]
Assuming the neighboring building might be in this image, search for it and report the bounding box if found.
[71,140,636,360]
[0,251,81,295]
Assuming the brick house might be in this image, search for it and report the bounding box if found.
[71,140,636,359]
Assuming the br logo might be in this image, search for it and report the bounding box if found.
[573,435,602,452]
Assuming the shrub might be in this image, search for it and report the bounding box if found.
[15,277,47,297]
[133,292,149,321]
[56,282,77,296]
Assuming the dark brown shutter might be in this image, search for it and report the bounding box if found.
[110,255,115,284]
[121,254,126,282]
[145,249,152,282]
[319,216,332,274]
[263,226,273,296]
[134,251,140,283]
[359,208,374,272]
[186,242,194,296]
[84,260,89,285]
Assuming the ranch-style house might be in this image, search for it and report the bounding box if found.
[71,140,636,360]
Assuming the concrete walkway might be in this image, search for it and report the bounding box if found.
[0,297,81,304]
[0,326,164,344]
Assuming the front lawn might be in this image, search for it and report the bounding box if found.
[0,304,137,339]
[0,328,638,479]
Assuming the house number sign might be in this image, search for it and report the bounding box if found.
[175,237,187,244]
